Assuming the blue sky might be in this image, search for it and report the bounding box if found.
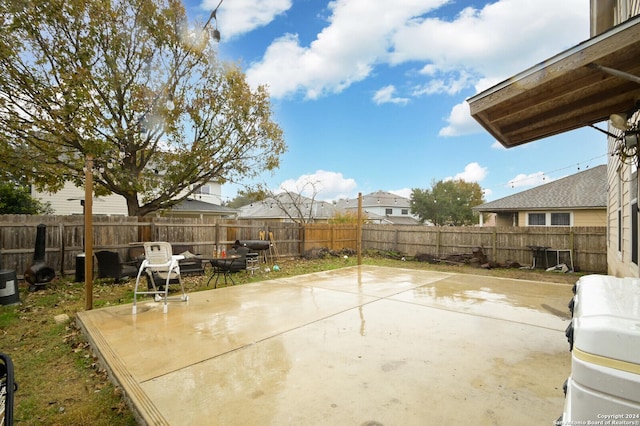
[184,0,607,203]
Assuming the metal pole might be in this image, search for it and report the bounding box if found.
[588,63,640,85]
[84,155,94,310]
[357,192,362,265]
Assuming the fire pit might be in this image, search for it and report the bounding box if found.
[24,224,55,291]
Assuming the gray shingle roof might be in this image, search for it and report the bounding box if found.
[474,164,607,212]
[238,193,339,219]
[334,190,410,209]
[170,199,237,214]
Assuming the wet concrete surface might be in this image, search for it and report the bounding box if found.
[77,265,574,425]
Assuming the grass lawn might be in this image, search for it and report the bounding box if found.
[0,253,581,425]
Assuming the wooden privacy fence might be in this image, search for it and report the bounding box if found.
[362,224,607,272]
[0,215,607,278]
[0,216,308,278]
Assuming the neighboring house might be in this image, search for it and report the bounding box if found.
[473,165,607,227]
[237,190,421,224]
[32,181,129,216]
[237,193,340,223]
[33,180,226,217]
[335,191,421,225]
[160,198,237,220]
[468,1,640,277]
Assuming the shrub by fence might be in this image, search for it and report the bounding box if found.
[0,215,607,278]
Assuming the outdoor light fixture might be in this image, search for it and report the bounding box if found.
[610,113,630,130]
[624,130,640,149]
[610,100,640,131]
[166,96,175,111]
[206,0,224,43]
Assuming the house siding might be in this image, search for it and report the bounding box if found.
[604,0,640,277]
[606,129,639,277]
[33,181,223,217]
[515,209,606,227]
[573,209,609,226]
[495,213,517,227]
[33,182,129,216]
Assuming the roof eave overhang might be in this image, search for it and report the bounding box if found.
[467,16,640,148]
[474,206,606,212]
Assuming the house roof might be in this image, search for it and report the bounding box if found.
[467,16,640,148]
[360,191,410,208]
[237,191,418,224]
[238,193,338,220]
[334,190,410,210]
[473,165,607,212]
[169,198,237,215]
[384,216,422,225]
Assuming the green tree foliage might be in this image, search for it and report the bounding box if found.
[0,0,285,217]
[329,210,368,224]
[226,188,268,208]
[410,179,485,226]
[0,181,52,214]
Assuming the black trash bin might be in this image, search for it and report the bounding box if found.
[0,269,19,306]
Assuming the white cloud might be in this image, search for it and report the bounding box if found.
[278,170,357,201]
[389,188,412,199]
[439,101,481,137]
[241,0,587,135]
[441,75,507,137]
[201,0,292,40]
[507,171,553,188]
[445,162,488,183]
[412,70,473,96]
[390,0,587,77]
[246,0,449,99]
[373,85,409,105]
[491,140,506,149]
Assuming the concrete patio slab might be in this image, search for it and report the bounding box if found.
[77,265,573,425]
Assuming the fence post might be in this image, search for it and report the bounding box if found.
[58,223,65,276]
[214,223,219,255]
[492,228,497,262]
[357,193,362,265]
[299,223,304,256]
[570,229,575,268]
[84,155,94,311]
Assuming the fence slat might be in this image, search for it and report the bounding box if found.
[0,215,607,277]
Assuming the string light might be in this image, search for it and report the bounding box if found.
[498,153,608,194]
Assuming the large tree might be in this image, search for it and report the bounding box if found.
[0,0,285,216]
[411,179,485,226]
[226,188,268,208]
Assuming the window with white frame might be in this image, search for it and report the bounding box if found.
[527,212,572,226]
[401,209,409,215]
[527,213,546,226]
[385,208,393,215]
[194,185,211,195]
[551,212,571,226]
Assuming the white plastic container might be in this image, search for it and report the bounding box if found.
[561,275,640,423]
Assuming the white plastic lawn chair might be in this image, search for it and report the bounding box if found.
[132,242,188,314]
